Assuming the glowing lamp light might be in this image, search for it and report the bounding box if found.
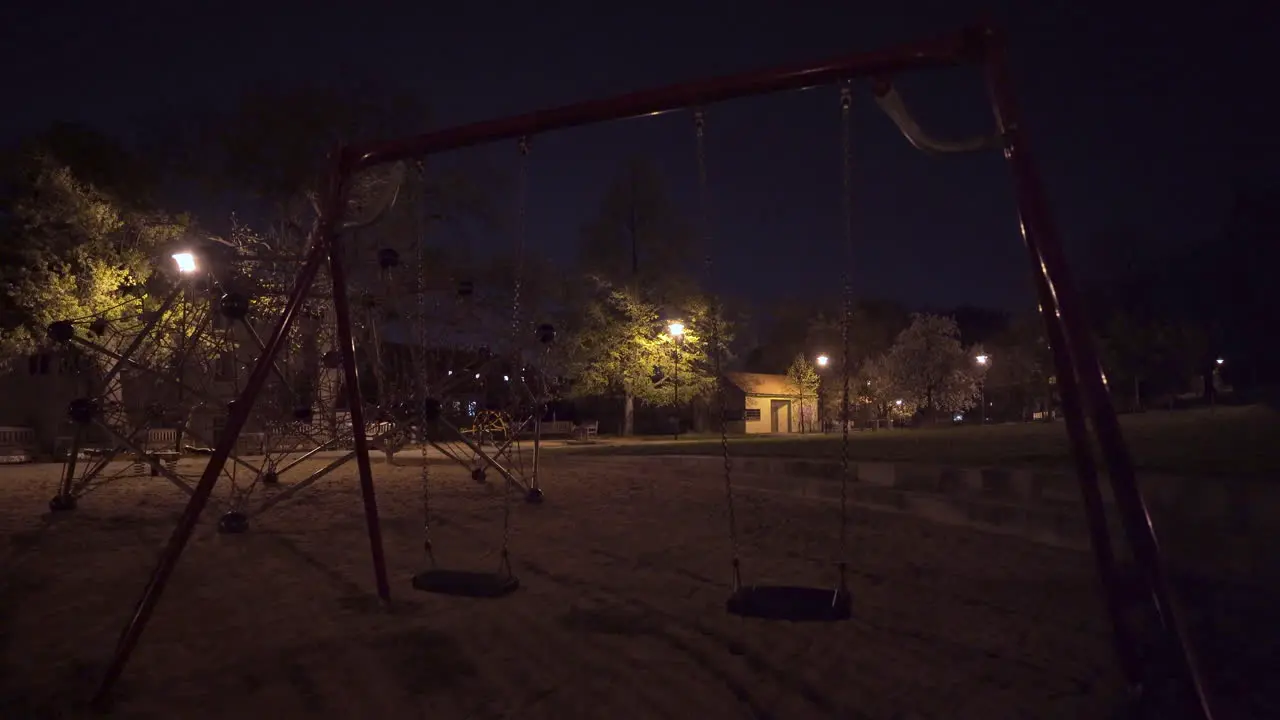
[503,375,510,382]
[895,399,903,406]
[172,252,197,274]
[816,354,829,367]
[1216,357,1225,365]
[975,354,990,365]
[667,321,685,338]
[474,373,481,379]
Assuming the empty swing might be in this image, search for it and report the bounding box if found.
[702,90,858,623]
[409,140,534,598]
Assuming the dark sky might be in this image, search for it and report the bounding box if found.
[3,1,1273,316]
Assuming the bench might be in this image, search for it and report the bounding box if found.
[572,420,599,442]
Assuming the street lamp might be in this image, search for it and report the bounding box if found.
[814,354,830,433]
[172,252,197,274]
[668,321,685,440]
[975,354,991,424]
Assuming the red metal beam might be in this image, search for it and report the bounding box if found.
[982,28,1215,719]
[90,153,351,710]
[349,27,988,169]
[325,186,393,606]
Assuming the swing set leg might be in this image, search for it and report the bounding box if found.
[984,33,1213,718]
[90,150,392,710]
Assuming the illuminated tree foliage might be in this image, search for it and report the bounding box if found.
[883,313,982,419]
[784,353,821,432]
[0,148,190,366]
[564,280,727,435]
[855,355,917,423]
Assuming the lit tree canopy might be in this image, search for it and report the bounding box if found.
[785,353,821,400]
[785,353,821,430]
[0,147,190,365]
[884,313,981,417]
[856,355,917,422]
[564,280,728,434]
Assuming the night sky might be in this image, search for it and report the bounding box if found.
[3,1,1272,316]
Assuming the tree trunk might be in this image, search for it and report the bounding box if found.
[1202,366,1216,404]
[623,392,635,436]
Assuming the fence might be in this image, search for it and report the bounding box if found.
[0,426,35,463]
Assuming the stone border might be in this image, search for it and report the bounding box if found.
[570,455,1279,581]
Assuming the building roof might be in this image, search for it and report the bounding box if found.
[725,372,795,397]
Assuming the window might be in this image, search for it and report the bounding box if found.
[744,408,762,421]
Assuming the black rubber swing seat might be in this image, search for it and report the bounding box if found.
[726,585,852,623]
[411,569,520,598]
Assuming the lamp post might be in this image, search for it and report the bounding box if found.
[171,251,199,456]
[975,353,990,424]
[668,321,685,440]
[1211,357,1224,408]
[815,354,829,433]
[172,252,197,274]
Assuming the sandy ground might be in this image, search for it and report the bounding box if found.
[0,451,1266,719]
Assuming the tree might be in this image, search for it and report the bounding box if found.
[577,158,699,302]
[740,297,908,375]
[564,280,727,435]
[784,353,821,432]
[0,147,189,367]
[984,314,1054,420]
[884,313,981,420]
[856,355,918,425]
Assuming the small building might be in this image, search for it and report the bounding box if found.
[723,372,799,434]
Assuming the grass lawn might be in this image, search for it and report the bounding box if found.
[559,405,1280,477]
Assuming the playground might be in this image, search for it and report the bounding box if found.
[0,23,1267,720]
[1,452,1273,719]
[1,454,1125,719]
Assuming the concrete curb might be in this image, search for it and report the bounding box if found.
[569,455,1279,580]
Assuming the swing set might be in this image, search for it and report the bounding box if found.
[89,25,1215,719]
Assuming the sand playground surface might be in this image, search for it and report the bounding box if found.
[0,450,1265,719]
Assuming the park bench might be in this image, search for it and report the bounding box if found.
[572,420,599,442]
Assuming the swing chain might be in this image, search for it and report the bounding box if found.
[696,109,741,591]
[414,161,435,566]
[837,82,854,590]
[500,136,531,572]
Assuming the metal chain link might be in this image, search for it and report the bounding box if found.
[838,83,854,592]
[696,110,741,591]
[413,160,435,566]
[501,136,531,575]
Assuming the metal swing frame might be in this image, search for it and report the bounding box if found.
[88,25,1214,719]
